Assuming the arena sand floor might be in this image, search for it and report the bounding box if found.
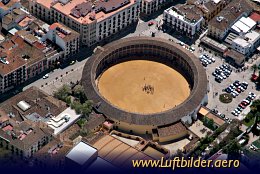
[97,60,191,114]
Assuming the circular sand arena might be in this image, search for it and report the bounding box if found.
[82,37,208,130]
[97,60,190,114]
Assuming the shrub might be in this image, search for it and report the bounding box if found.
[219,93,232,103]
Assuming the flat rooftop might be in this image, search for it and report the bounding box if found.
[66,142,97,166]
[231,17,256,33]
[47,107,81,135]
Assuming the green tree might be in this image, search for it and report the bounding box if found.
[71,101,82,114]
[211,144,220,155]
[77,118,86,128]
[247,112,254,120]
[65,96,71,105]
[255,112,260,118]
[208,118,214,129]
[53,84,71,101]
[251,99,260,113]
[71,100,93,118]
[73,85,87,103]
[81,100,93,118]
[223,141,241,160]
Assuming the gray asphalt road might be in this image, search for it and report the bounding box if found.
[24,58,88,94]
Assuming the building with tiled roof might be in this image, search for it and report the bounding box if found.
[163,3,204,38]
[250,11,260,24]
[208,0,253,41]
[0,86,67,120]
[195,0,232,25]
[33,138,73,168]
[0,0,21,19]
[224,49,246,67]
[84,113,105,132]
[1,8,27,30]
[0,32,63,93]
[0,118,53,158]
[157,122,188,142]
[0,87,67,121]
[0,8,81,94]
[29,0,140,46]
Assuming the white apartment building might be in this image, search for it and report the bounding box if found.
[141,0,169,15]
[29,0,140,46]
[0,0,21,19]
[163,5,204,38]
[47,23,80,58]
[232,31,260,56]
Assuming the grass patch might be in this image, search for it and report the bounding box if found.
[243,118,255,127]
[243,112,255,127]
[219,93,232,103]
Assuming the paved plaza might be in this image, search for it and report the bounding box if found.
[189,120,212,139]
[161,139,190,156]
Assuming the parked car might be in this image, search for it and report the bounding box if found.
[232,110,238,116]
[249,92,256,98]
[43,74,49,79]
[239,103,246,109]
[234,109,241,114]
[237,107,243,111]
[190,47,195,51]
[228,119,232,124]
[148,21,154,26]
[231,92,237,98]
[211,109,218,114]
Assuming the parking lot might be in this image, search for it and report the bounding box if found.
[143,16,259,123]
[200,49,259,121]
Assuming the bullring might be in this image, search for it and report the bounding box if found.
[82,37,208,141]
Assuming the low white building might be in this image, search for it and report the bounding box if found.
[232,31,260,56]
[47,108,81,135]
[163,5,204,38]
[231,16,256,35]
